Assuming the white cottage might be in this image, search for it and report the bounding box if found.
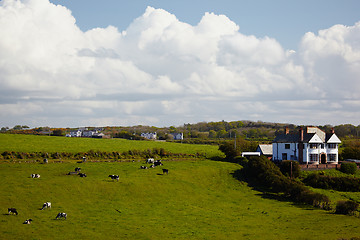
[272,126,341,164]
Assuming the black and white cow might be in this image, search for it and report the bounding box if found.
[31,174,40,178]
[75,167,81,172]
[8,208,18,215]
[146,158,155,164]
[41,202,51,210]
[154,160,163,166]
[108,175,119,181]
[78,173,87,177]
[140,166,148,169]
[56,212,67,219]
[162,169,169,174]
[23,219,32,224]
[43,158,48,164]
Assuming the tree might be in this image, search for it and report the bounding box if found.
[52,129,63,136]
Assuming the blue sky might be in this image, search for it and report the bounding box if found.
[1,0,360,128]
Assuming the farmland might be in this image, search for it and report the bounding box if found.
[2,160,360,240]
[0,134,224,160]
[2,134,360,239]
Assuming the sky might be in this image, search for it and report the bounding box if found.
[0,0,360,128]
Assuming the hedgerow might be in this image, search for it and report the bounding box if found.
[302,173,360,192]
[242,156,330,209]
[0,148,204,161]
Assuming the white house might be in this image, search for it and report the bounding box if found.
[69,129,82,137]
[272,126,341,164]
[141,132,157,140]
[173,133,184,140]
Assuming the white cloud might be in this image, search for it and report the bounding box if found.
[0,0,359,128]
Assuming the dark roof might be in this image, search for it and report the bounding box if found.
[273,133,315,143]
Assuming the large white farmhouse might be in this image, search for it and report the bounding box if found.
[272,126,341,164]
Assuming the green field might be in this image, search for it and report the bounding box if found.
[0,134,224,159]
[1,160,360,240]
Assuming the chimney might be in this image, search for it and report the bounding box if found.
[285,127,289,135]
[298,127,304,164]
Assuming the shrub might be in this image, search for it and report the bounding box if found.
[279,160,300,178]
[340,162,357,174]
[335,200,359,215]
[303,173,360,192]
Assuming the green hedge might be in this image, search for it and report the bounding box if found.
[302,173,360,192]
[340,162,358,174]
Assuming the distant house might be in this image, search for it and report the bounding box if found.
[141,132,157,140]
[68,128,101,138]
[256,144,273,159]
[69,129,82,137]
[272,126,341,164]
[173,133,184,140]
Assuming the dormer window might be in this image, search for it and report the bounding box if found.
[285,144,290,149]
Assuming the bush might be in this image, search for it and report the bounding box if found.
[303,173,360,192]
[279,160,300,178]
[244,156,330,208]
[340,162,357,174]
[335,200,359,215]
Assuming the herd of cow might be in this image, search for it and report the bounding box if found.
[7,158,169,225]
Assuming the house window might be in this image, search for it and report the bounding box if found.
[309,154,318,162]
[285,144,290,149]
[310,144,318,149]
[282,153,287,160]
[328,143,337,149]
[320,144,324,149]
[328,154,337,162]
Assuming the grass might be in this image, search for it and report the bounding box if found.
[0,134,224,159]
[1,160,360,240]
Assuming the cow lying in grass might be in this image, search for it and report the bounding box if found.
[78,173,87,177]
[108,175,119,181]
[41,202,51,210]
[23,219,32,224]
[8,208,18,215]
[162,169,169,174]
[31,174,40,178]
[56,212,67,219]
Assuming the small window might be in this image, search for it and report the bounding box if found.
[309,154,318,162]
[282,153,288,160]
[328,144,337,149]
[310,143,318,149]
[285,144,290,149]
[320,144,324,149]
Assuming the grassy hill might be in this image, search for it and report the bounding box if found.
[1,160,360,240]
[0,134,224,160]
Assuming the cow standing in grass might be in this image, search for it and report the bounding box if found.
[56,212,67,219]
[41,202,51,210]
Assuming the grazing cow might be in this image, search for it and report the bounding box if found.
[149,164,155,168]
[56,212,67,219]
[31,174,40,178]
[78,173,87,177]
[23,219,32,224]
[41,202,51,210]
[140,166,148,169]
[82,157,87,162]
[162,169,169,174]
[154,161,163,166]
[43,158,48,164]
[146,158,155,164]
[8,208,18,215]
[108,175,119,181]
[75,167,81,172]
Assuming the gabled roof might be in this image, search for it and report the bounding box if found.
[326,133,341,143]
[256,144,273,155]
